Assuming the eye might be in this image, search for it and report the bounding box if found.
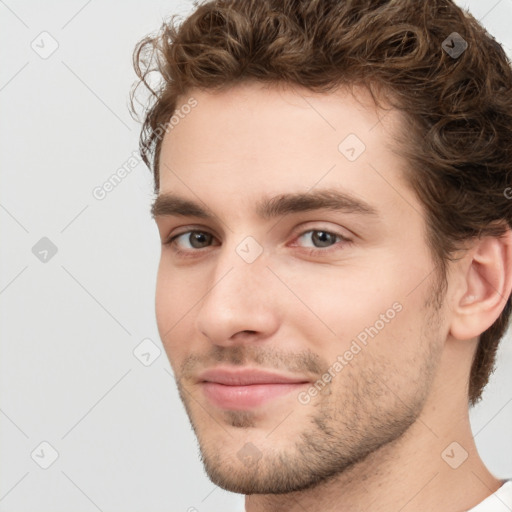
[296,230,343,249]
[163,227,351,258]
[166,230,216,250]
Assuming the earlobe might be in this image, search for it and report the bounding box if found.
[449,228,512,341]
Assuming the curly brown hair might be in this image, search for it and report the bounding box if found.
[131,0,512,405]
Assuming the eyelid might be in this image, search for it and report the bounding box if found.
[162,224,220,245]
[164,221,351,245]
[163,223,352,260]
[288,221,353,242]
[287,229,352,255]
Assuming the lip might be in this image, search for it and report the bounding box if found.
[198,368,310,386]
[198,367,310,410]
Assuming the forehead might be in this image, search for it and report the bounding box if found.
[160,82,394,165]
[156,82,417,222]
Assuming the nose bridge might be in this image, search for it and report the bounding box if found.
[210,233,268,300]
[195,236,277,343]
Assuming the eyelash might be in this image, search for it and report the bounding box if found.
[163,228,352,258]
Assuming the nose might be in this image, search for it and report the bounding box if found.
[194,246,280,346]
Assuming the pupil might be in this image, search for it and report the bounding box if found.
[312,231,334,247]
[191,232,210,248]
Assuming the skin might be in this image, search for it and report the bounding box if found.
[152,81,512,512]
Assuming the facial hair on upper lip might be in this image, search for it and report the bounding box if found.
[177,344,328,383]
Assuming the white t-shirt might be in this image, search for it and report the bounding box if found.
[467,481,512,511]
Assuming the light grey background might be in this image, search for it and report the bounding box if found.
[0,1,511,511]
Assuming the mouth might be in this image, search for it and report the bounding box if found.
[197,367,311,410]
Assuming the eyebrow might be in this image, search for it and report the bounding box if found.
[150,188,379,220]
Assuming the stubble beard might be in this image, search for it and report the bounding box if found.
[175,346,441,494]
[174,282,445,495]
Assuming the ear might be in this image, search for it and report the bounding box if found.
[449,227,512,341]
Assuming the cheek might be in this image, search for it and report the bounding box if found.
[155,261,175,334]
[154,261,202,355]
[274,258,428,362]
[273,260,399,333]
[155,295,193,375]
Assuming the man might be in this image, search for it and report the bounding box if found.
[131,0,512,510]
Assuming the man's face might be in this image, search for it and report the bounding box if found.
[153,82,449,494]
